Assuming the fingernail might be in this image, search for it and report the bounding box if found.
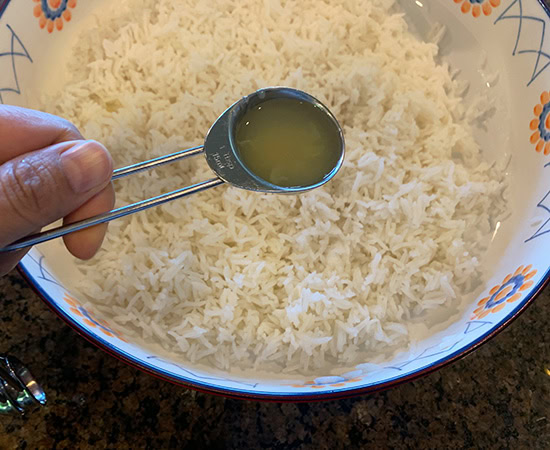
[60,140,113,193]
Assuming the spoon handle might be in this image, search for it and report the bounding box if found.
[0,145,224,252]
[1,178,224,252]
[112,145,205,180]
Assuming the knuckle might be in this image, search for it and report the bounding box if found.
[58,118,82,141]
[0,157,61,224]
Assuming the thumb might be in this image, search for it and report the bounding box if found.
[0,140,113,247]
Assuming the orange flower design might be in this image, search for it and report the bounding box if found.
[64,294,127,342]
[453,0,501,18]
[289,376,362,389]
[33,0,76,33]
[472,265,537,320]
[530,91,550,155]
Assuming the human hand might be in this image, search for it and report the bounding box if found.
[0,105,115,276]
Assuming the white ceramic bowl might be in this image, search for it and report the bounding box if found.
[2,0,550,400]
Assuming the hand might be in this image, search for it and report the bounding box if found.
[0,105,115,276]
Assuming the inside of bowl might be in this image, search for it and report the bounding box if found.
[4,0,550,394]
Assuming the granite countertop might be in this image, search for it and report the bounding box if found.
[0,269,549,449]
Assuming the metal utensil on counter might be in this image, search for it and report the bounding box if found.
[0,87,344,253]
[0,354,46,414]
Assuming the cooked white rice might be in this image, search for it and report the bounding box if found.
[43,0,506,372]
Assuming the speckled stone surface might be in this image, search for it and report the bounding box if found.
[0,269,549,449]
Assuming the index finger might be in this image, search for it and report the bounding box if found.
[0,105,83,164]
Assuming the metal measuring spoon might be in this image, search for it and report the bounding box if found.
[1,87,345,252]
[0,354,46,414]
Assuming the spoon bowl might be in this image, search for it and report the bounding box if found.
[205,87,345,193]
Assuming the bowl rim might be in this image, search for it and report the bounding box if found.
[10,0,550,401]
[0,0,8,17]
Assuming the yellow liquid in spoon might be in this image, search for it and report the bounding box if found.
[234,98,342,188]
